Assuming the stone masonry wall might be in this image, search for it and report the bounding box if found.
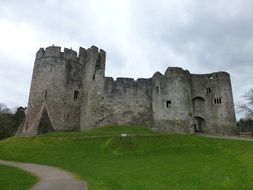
[18,46,86,136]
[17,45,238,136]
[152,68,193,133]
[190,72,237,135]
[97,77,153,127]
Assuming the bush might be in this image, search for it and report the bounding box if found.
[237,118,253,132]
[0,104,25,140]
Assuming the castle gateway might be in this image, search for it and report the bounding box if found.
[16,45,237,136]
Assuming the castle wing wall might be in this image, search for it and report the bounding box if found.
[190,72,237,135]
[96,77,153,127]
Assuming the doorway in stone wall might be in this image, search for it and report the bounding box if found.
[194,117,205,133]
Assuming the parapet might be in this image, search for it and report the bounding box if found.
[116,78,135,85]
[35,45,106,63]
[45,46,61,57]
[211,71,230,78]
[105,77,150,86]
[137,78,150,82]
[191,71,230,81]
[164,67,190,76]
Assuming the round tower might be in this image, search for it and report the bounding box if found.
[17,46,85,136]
[152,67,193,133]
[208,72,238,135]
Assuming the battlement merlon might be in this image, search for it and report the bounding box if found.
[78,47,87,65]
[63,48,78,62]
[85,45,106,73]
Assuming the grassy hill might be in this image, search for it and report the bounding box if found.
[0,126,253,190]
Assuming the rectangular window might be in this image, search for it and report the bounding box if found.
[214,97,222,104]
[206,88,211,94]
[74,90,79,100]
[166,100,171,108]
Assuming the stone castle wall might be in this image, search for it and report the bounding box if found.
[16,45,238,136]
[99,77,152,127]
[152,68,193,133]
[190,72,237,135]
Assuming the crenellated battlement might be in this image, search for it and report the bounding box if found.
[105,77,150,84]
[35,45,106,63]
[35,45,78,62]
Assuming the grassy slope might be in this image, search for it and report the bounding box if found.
[0,126,253,190]
[0,165,38,190]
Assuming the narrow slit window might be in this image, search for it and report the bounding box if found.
[155,86,159,93]
[74,90,79,100]
[44,90,47,100]
[166,100,171,108]
[214,97,222,104]
[206,87,211,94]
[96,54,101,69]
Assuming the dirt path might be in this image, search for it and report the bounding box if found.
[0,160,87,190]
[197,134,253,141]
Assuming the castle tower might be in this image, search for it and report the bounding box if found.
[80,46,106,130]
[190,72,237,135]
[151,68,193,133]
[16,46,86,136]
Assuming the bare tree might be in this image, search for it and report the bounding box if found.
[0,103,11,114]
[238,89,253,118]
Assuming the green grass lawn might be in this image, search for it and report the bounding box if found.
[0,126,253,190]
[0,164,38,190]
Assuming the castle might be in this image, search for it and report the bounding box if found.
[16,45,238,136]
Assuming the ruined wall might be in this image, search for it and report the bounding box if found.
[152,68,193,133]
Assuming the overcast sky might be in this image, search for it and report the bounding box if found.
[0,0,252,118]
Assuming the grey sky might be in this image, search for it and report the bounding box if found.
[0,0,252,119]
